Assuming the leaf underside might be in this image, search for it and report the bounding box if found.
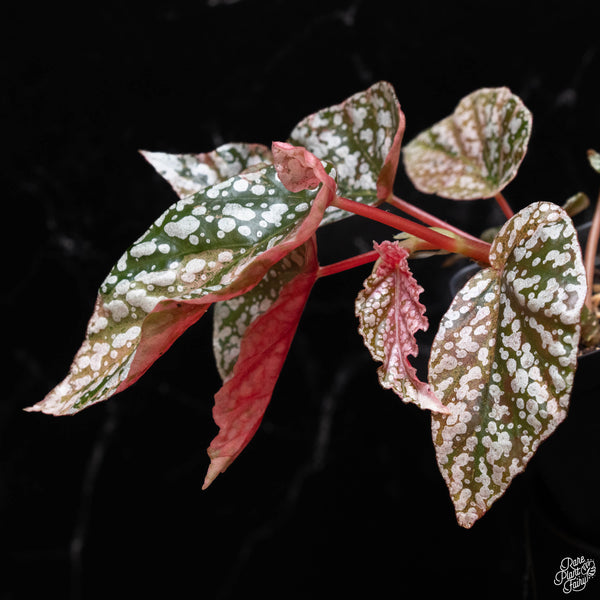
[28,146,336,415]
[289,81,405,224]
[355,241,447,413]
[430,202,586,528]
[206,237,319,488]
[403,87,532,200]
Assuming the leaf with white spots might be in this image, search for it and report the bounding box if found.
[429,202,586,528]
[141,143,273,198]
[355,241,447,413]
[205,237,319,488]
[289,81,405,225]
[403,87,532,200]
[588,149,600,174]
[28,145,337,416]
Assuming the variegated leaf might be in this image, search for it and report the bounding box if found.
[588,149,600,174]
[429,202,586,528]
[355,241,447,413]
[289,81,405,225]
[141,142,273,198]
[403,87,532,200]
[206,237,319,488]
[28,145,337,416]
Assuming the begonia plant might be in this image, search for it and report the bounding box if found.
[28,82,600,528]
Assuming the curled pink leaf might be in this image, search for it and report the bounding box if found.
[355,241,447,413]
[272,141,337,195]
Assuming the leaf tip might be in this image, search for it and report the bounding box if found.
[202,455,231,490]
[457,510,480,529]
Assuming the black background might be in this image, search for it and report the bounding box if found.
[4,1,600,598]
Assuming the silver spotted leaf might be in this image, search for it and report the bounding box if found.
[588,149,600,174]
[28,145,337,415]
[289,81,405,225]
[355,241,447,413]
[403,87,532,200]
[213,239,315,381]
[206,237,318,488]
[430,202,586,528]
[141,143,273,198]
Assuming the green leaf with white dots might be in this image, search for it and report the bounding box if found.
[141,143,273,198]
[403,87,532,200]
[429,202,586,528]
[289,81,405,225]
[206,237,319,488]
[28,144,337,416]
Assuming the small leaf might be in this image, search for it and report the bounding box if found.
[28,145,337,416]
[355,241,447,413]
[403,87,532,200]
[580,304,600,349]
[430,202,587,528]
[141,143,273,198]
[205,237,319,488]
[289,81,405,224]
[562,191,590,218]
[393,228,453,258]
[588,149,600,174]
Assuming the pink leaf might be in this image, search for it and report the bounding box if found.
[355,241,448,413]
[203,237,319,488]
[272,141,337,194]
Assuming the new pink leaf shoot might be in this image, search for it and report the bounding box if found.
[355,241,448,414]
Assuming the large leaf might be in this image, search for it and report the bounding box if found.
[141,143,273,198]
[355,241,447,413]
[206,237,319,488]
[429,202,587,528]
[289,81,405,224]
[28,144,337,415]
[403,87,532,200]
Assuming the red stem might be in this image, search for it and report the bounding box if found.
[317,249,379,278]
[332,196,491,265]
[494,192,514,219]
[387,194,485,246]
[584,188,600,311]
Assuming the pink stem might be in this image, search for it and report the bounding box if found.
[332,196,491,265]
[494,192,514,219]
[387,194,486,246]
[584,189,600,311]
[317,250,379,278]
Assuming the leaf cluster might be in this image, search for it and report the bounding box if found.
[30,83,600,528]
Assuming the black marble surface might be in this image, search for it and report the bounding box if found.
[4,1,600,598]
